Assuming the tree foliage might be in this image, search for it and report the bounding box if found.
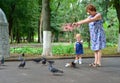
[0,0,40,43]
[0,0,119,46]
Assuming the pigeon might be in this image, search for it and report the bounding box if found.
[18,53,25,61]
[33,58,42,63]
[0,56,5,65]
[18,60,26,68]
[41,57,47,65]
[47,60,55,65]
[22,53,25,57]
[65,61,76,68]
[48,64,63,74]
[71,61,76,67]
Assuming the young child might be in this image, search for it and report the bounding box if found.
[74,34,84,64]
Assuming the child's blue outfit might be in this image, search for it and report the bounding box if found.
[75,41,84,55]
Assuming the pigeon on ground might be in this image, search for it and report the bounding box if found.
[65,61,76,68]
[48,64,64,74]
[71,61,76,67]
[33,58,42,63]
[41,57,47,65]
[18,60,26,68]
[0,56,5,65]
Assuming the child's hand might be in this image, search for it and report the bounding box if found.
[80,40,83,43]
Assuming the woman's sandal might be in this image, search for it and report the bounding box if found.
[89,63,97,67]
[89,63,102,67]
[96,64,101,67]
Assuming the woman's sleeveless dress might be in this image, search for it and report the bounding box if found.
[89,14,106,51]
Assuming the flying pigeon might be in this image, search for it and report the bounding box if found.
[33,58,42,63]
[47,60,55,65]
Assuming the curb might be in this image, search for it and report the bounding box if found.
[5,55,120,62]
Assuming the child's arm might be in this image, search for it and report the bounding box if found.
[80,40,83,44]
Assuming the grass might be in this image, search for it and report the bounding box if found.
[83,46,119,57]
[9,43,120,59]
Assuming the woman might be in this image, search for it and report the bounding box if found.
[73,4,106,67]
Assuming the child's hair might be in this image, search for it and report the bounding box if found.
[75,34,81,38]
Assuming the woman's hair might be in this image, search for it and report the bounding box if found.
[86,4,96,12]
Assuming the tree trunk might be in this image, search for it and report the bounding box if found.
[40,14,43,43]
[114,0,120,53]
[38,0,42,43]
[42,0,52,56]
[42,31,52,56]
[38,20,40,43]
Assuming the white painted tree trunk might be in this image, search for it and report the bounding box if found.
[42,31,52,56]
[117,34,120,53]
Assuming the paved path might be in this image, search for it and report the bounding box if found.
[0,57,120,83]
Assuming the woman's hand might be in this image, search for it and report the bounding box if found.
[72,22,78,26]
[72,22,80,27]
[62,23,74,31]
[62,22,81,31]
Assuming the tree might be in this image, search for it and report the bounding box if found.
[42,0,52,56]
[0,0,39,43]
[113,0,120,53]
[38,0,42,43]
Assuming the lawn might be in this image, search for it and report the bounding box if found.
[9,43,120,60]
